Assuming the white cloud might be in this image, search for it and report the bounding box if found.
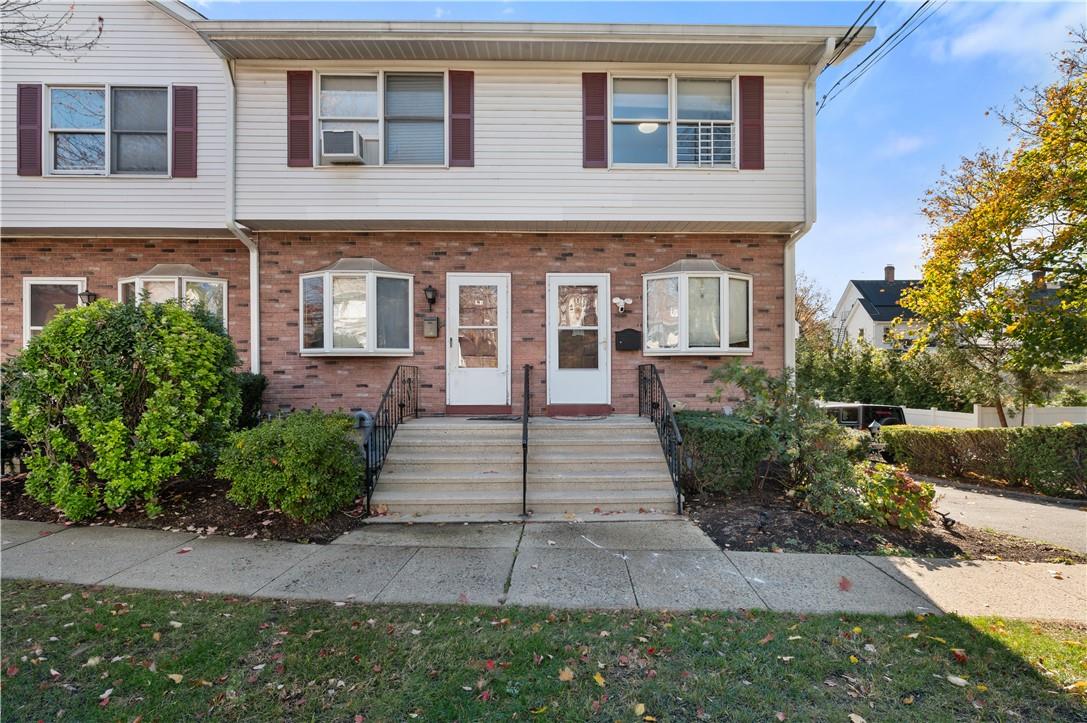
[433,6,448,19]
[877,134,926,158]
[926,2,1083,65]
[501,6,515,14]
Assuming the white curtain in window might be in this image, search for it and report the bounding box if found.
[332,276,367,349]
[688,277,721,348]
[645,277,679,349]
[729,277,750,347]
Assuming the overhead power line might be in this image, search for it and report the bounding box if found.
[824,1,885,69]
[817,0,945,113]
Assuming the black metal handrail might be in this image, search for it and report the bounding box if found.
[637,364,683,514]
[364,365,419,514]
[520,364,533,517]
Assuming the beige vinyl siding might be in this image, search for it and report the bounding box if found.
[235,61,806,226]
[1,1,228,231]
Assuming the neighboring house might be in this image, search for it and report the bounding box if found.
[831,266,921,349]
[2,1,874,418]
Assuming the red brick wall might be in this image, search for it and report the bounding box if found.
[0,237,251,364]
[257,231,787,415]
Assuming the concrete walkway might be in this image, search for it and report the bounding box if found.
[928,479,1087,553]
[2,519,1083,621]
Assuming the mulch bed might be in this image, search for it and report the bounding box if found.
[0,474,365,544]
[688,488,1087,564]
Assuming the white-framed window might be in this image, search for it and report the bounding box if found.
[299,259,414,356]
[22,277,86,344]
[643,265,752,355]
[118,264,227,326]
[47,85,170,176]
[610,75,736,169]
[315,71,446,167]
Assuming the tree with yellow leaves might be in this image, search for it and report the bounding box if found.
[901,30,1087,426]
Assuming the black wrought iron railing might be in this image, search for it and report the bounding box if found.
[520,364,533,517]
[364,365,419,514]
[637,364,683,514]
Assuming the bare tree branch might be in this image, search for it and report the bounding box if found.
[1,0,103,58]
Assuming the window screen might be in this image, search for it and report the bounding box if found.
[111,88,168,174]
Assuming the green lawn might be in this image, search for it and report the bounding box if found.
[2,581,1084,721]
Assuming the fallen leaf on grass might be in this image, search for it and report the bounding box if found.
[775,713,786,721]
[904,632,920,639]
[758,632,775,645]
[166,673,183,684]
[558,667,574,682]
[83,656,103,668]
[946,675,969,687]
[848,715,866,723]
[593,672,605,687]
[849,655,859,664]
[529,706,548,714]
[168,621,182,629]
[951,648,968,663]
[1064,681,1087,694]
[634,703,646,716]
[99,688,113,700]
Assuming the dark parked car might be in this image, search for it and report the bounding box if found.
[823,403,906,432]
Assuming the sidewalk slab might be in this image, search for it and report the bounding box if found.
[506,547,636,608]
[1015,563,1087,602]
[865,557,1087,622]
[521,521,716,550]
[376,547,514,606]
[726,551,934,615]
[104,537,318,596]
[256,545,417,602]
[1,527,196,585]
[336,522,522,549]
[626,550,766,611]
[1,520,68,550]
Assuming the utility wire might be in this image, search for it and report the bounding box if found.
[817,0,937,113]
[825,0,885,69]
[819,0,947,111]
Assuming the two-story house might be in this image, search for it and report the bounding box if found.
[2,2,873,514]
[830,265,921,348]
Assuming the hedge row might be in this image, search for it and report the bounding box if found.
[881,424,1086,497]
[675,411,776,493]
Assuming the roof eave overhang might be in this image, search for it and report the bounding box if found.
[191,21,874,66]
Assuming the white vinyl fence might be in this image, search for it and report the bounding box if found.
[824,401,1087,428]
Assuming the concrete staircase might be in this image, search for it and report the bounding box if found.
[368,415,679,516]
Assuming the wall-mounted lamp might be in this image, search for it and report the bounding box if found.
[77,290,98,306]
[612,296,633,314]
[423,284,438,311]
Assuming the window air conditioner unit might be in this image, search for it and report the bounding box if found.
[321,129,367,164]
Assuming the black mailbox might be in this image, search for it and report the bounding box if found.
[615,328,642,351]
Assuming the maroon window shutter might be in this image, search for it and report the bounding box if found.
[738,75,764,170]
[286,71,313,167]
[582,73,607,168]
[17,84,42,176]
[448,70,474,167]
[171,85,198,178]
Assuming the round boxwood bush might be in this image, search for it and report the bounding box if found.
[7,300,240,520]
[217,409,364,522]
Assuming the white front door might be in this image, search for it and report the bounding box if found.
[446,273,511,407]
[546,273,611,405]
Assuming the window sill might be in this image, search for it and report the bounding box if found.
[45,173,173,179]
[608,165,739,172]
[300,350,414,358]
[642,348,753,357]
[311,164,450,170]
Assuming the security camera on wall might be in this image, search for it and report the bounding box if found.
[612,297,633,314]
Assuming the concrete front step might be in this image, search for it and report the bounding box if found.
[374,415,677,515]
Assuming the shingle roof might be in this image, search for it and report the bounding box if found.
[851,279,920,322]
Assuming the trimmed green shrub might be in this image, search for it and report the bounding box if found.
[855,462,935,530]
[676,411,776,494]
[235,372,268,429]
[882,424,1086,497]
[6,300,240,520]
[843,428,874,463]
[218,410,363,522]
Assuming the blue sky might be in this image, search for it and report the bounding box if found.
[193,1,1084,298]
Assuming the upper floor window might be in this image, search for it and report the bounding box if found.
[316,72,445,167]
[48,85,168,175]
[119,264,227,325]
[611,76,734,168]
[23,277,85,344]
[299,258,413,356]
[643,260,751,355]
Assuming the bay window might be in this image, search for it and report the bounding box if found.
[643,260,751,355]
[299,258,413,356]
[610,76,735,168]
[119,264,227,325]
